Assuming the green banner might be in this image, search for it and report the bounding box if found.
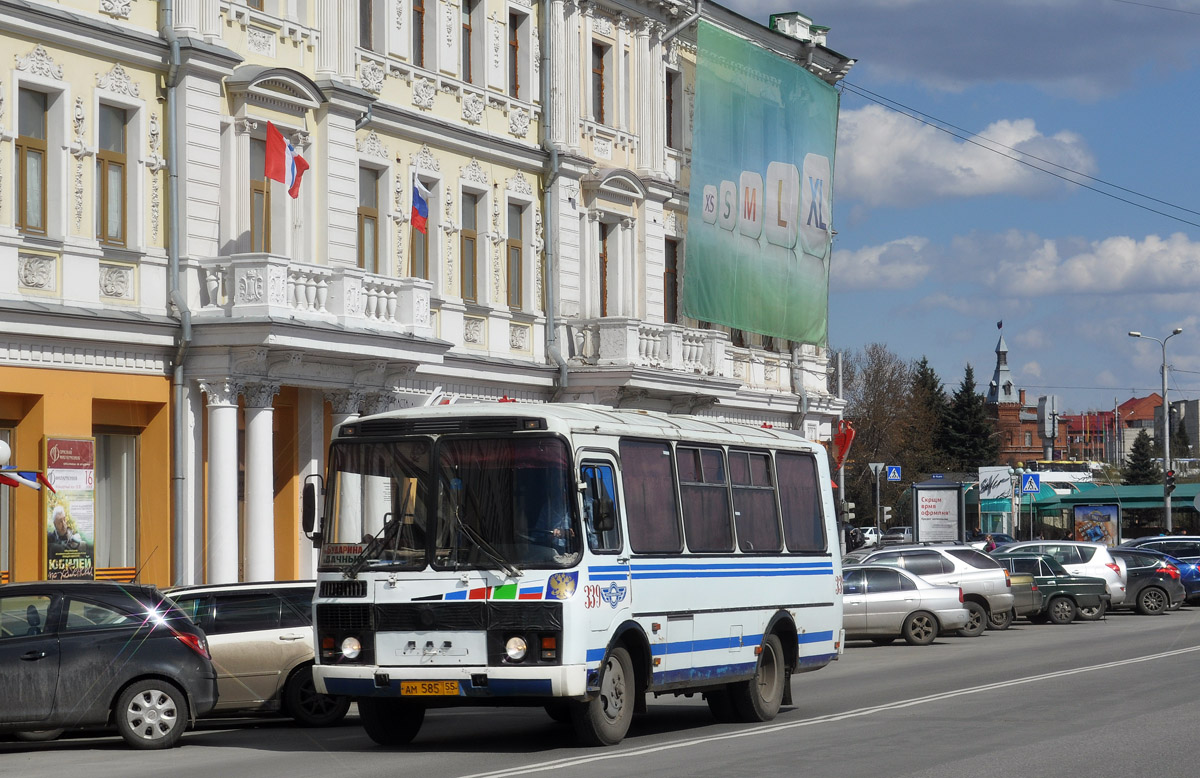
[683,21,840,346]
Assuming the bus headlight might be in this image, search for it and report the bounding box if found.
[341,636,362,660]
[505,636,528,662]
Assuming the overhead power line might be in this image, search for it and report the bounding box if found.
[1110,0,1200,16]
[839,81,1200,230]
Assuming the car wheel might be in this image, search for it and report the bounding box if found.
[1137,587,1169,615]
[730,634,786,722]
[115,679,188,750]
[870,637,896,645]
[1077,602,1107,621]
[283,664,351,727]
[571,646,636,745]
[987,608,1014,631]
[358,698,425,746]
[903,611,938,646]
[956,601,987,637]
[1047,596,1076,625]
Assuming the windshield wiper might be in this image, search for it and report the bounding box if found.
[454,508,522,578]
[343,514,398,579]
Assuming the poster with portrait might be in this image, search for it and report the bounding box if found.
[44,437,96,580]
[1073,504,1119,547]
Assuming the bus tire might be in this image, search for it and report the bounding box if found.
[731,634,785,722]
[571,646,635,746]
[705,689,738,722]
[358,698,425,746]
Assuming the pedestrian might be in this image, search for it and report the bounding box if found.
[983,534,997,552]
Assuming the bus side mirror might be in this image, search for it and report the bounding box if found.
[595,496,616,532]
[302,479,323,546]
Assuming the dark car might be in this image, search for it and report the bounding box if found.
[1120,535,1200,562]
[991,553,1111,623]
[1108,548,1186,615]
[168,581,349,727]
[0,581,218,748]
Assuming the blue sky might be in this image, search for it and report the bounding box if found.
[725,0,1200,414]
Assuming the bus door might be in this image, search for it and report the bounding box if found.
[579,457,632,638]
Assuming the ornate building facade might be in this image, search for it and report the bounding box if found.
[0,0,852,585]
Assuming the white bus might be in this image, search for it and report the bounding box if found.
[304,403,843,746]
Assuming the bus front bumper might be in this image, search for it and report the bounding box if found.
[314,663,590,700]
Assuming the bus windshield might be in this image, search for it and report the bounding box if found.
[322,435,581,574]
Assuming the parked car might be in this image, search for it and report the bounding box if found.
[1120,535,1200,563]
[880,526,913,546]
[167,580,349,726]
[967,532,1017,551]
[997,571,1042,629]
[0,581,217,749]
[1107,548,1186,615]
[859,526,883,548]
[842,544,1013,637]
[842,564,969,646]
[991,552,1111,624]
[1117,549,1200,602]
[992,540,1127,618]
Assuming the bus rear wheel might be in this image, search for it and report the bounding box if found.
[571,646,635,746]
[358,698,425,746]
[731,634,785,722]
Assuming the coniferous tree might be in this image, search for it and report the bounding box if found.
[941,364,1000,470]
[1123,429,1162,485]
[908,356,949,472]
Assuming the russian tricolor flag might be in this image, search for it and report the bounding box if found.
[264,121,309,199]
[0,469,55,492]
[412,174,431,234]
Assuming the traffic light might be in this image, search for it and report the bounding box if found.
[843,501,856,522]
[881,506,892,524]
[1166,469,1177,496]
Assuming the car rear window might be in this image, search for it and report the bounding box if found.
[1077,546,1098,562]
[946,549,1001,569]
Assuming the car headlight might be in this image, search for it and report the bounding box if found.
[505,636,528,662]
[341,636,362,659]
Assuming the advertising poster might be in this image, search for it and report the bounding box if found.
[1074,504,1119,547]
[683,21,840,345]
[913,484,963,543]
[44,437,96,580]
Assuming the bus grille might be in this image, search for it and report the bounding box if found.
[374,602,562,631]
[317,604,372,630]
[320,580,368,598]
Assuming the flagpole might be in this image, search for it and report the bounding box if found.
[261,178,269,253]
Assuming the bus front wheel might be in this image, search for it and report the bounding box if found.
[731,634,786,722]
[359,698,425,746]
[571,646,636,746]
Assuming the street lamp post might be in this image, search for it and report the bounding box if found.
[1129,327,1183,532]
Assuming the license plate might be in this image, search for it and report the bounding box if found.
[401,680,459,696]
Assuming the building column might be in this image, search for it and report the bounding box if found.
[581,1,595,122]
[316,0,341,78]
[326,389,364,542]
[616,15,629,131]
[565,0,581,152]
[650,24,665,177]
[200,380,241,583]
[243,383,280,582]
[634,19,653,172]
[548,0,568,146]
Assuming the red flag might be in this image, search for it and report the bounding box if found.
[264,122,309,199]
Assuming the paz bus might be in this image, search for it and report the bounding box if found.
[303,402,843,746]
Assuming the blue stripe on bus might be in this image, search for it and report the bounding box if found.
[444,590,468,600]
[653,662,759,685]
[589,562,833,573]
[587,631,834,663]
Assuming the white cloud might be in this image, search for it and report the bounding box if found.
[977,232,1200,296]
[1020,361,1043,380]
[831,236,932,290]
[835,106,1095,208]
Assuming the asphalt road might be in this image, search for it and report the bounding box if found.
[6,607,1200,778]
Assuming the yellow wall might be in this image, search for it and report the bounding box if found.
[0,366,170,585]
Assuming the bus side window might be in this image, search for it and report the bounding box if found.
[581,463,622,553]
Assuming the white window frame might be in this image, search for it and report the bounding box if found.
[92,90,146,252]
[14,76,69,242]
[458,181,488,304]
[505,192,534,310]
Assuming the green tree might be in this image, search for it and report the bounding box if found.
[1171,415,1191,460]
[941,364,1000,469]
[1123,429,1161,485]
[907,356,948,472]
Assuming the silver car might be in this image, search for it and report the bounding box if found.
[843,564,969,646]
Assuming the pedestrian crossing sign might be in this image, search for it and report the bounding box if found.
[886,466,901,482]
[1022,474,1041,494]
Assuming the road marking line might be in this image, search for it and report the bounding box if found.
[455,643,1200,778]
